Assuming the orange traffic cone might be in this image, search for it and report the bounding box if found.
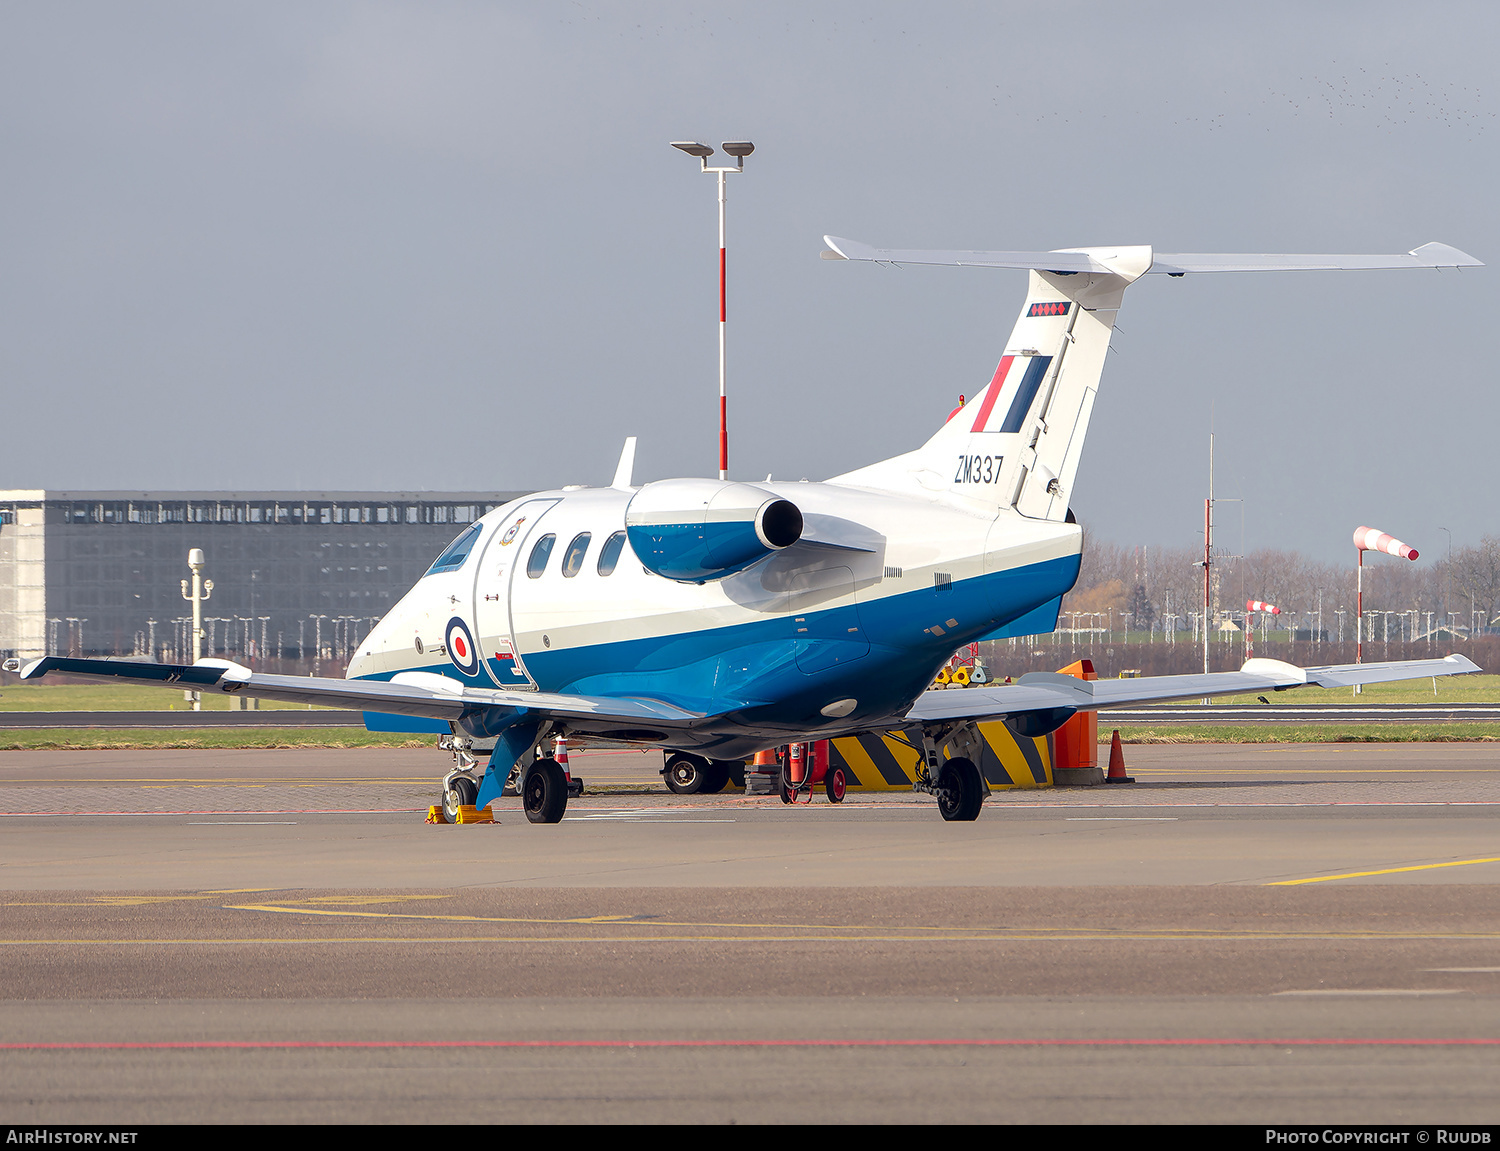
[1105,729,1134,784]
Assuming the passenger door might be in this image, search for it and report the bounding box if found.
[473,499,559,690]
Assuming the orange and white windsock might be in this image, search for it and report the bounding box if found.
[1354,526,1418,560]
[1246,600,1281,615]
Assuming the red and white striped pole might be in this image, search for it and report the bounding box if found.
[1353,527,1418,680]
[671,140,753,482]
[718,167,727,480]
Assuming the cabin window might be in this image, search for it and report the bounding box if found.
[597,531,627,576]
[527,534,556,578]
[425,524,483,576]
[561,532,592,578]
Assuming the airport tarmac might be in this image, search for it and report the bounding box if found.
[2,742,1499,1123]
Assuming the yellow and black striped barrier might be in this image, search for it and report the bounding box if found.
[828,721,1051,791]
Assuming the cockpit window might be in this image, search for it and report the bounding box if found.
[561,532,591,578]
[596,531,627,576]
[425,524,483,576]
[526,533,556,578]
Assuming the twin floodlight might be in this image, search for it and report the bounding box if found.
[670,140,755,168]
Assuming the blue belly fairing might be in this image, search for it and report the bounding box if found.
[356,551,1080,735]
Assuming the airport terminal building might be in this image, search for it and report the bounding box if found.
[0,490,527,666]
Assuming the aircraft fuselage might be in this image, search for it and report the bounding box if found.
[347,480,1082,757]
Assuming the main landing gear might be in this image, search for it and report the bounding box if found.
[910,724,988,821]
[521,757,568,824]
[931,756,984,822]
[662,753,738,795]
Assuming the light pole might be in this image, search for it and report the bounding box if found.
[248,570,259,666]
[180,548,213,710]
[309,614,328,678]
[671,139,754,481]
[1439,526,1452,644]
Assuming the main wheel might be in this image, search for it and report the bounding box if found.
[699,760,732,795]
[727,761,746,789]
[936,756,983,822]
[664,753,708,794]
[824,765,846,804]
[522,758,568,824]
[441,775,478,823]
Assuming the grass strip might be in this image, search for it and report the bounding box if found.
[2,723,1499,751]
[0,728,430,751]
[1105,723,1500,744]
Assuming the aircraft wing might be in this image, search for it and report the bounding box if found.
[823,236,1483,274]
[9,656,706,732]
[905,654,1482,724]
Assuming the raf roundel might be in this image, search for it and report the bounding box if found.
[445,617,481,677]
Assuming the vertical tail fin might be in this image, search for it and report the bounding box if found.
[831,246,1151,519]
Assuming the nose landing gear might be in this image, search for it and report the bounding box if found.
[436,731,578,825]
[440,774,478,824]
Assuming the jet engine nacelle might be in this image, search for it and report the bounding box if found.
[624,478,803,582]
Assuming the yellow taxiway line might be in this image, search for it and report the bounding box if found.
[1267,856,1500,886]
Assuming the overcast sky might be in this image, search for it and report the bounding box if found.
[1,2,1493,563]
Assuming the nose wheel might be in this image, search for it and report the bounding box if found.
[440,775,478,824]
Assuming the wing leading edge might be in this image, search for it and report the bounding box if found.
[10,656,706,734]
[905,654,1482,724]
[13,651,1483,742]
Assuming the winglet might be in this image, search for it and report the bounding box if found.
[611,437,638,490]
[1409,242,1484,268]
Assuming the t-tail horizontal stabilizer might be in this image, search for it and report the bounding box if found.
[825,236,1482,522]
[821,237,1484,274]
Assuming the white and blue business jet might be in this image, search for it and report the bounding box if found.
[10,236,1483,822]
